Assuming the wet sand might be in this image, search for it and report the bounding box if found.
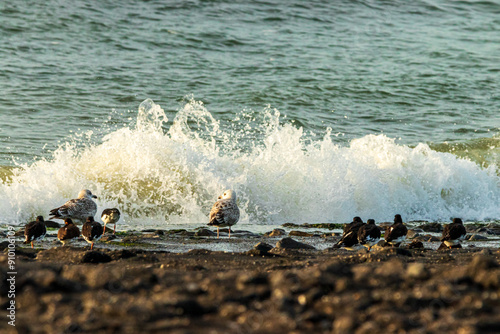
[1,225,500,333]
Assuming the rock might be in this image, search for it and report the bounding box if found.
[419,222,443,233]
[44,220,61,228]
[407,240,424,249]
[377,248,412,257]
[247,242,274,256]
[108,249,138,260]
[467,254,498,273]
[423,235,441,242]
[265,228,287,237]
[468,234,488,241]
[485,228,500,236]
[406,230,421,239]
[121,236,143,243]
[187,249,212,255]
[254,242,273,252]
[101,235,117,242]
[195,228,217,237]
[81,251,112,264]
[289,230,314,237]
[275,237,316,250]
[406,263,430,280]
[437,242,462,250]
[0,241,10,251]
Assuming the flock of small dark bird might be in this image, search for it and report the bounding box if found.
[336,214,467,251]
[23,188,468,251]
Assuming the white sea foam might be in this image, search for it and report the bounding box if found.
[1,99,499,228]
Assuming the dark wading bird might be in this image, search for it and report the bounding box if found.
[57,218,81,245]
[358,219,381,251]
[82,216,103,250]
[385,214,408,247]
[49,189,98,223]
[208,189,240,239]
[441,218,467,249]
[101,208,121,235]
[336,217,365,249]
[24,216,47,249]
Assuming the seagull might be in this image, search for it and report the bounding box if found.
[385,214,408,247]
[336,217,365,249]
[101,208,121,235]
[49,189,98,223]
[358,219,381,251]
[82,216,103,250]
[57,218,81,245]
[441,218,467,249]
[24,216,47,249]
[208,189,240,238]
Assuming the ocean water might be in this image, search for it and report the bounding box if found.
[0,0,499,229]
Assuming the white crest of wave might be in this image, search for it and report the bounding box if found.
[0,98,499,227]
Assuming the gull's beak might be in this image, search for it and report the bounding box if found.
[92,195,97,199]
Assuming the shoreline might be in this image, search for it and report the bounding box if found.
[1,224,500,333]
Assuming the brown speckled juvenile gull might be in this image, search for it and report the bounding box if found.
[49,189,98,223]
[208,189,240,239]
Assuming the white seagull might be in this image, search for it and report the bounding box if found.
[208,189,240,238]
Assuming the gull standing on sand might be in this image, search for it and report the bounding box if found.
[49,189,98,223]
[24,216,47,249]
[82,216,103,250]
[208,189,240,239]
[57,218,81,245]
[101,208,121,235]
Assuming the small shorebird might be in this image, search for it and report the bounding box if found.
[57,218,81,245]
[358,219,381,251]
[101,208,121,235]
[336,217,365,249]
[208,189,240,238]
[441,218,467,249]
[24,216,47,248]
[49,189,98,223]
[385,214,408,247]
[82,216,103,250]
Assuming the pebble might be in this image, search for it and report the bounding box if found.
[275,237,316,250]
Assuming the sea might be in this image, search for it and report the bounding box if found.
[1,0,499,231]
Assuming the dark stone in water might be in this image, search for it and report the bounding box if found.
[406,230,421,239]
[408,240,424,249]
[468,234,488,241]
[276,237,315,250]
[44,220,61,228]
[289,230,314,237]
[101,234,117,242]
[437,242,462,250]
[419,222,443,233]
[265,228,287,237]
[195,228,217,237]
[81,251,112,264]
